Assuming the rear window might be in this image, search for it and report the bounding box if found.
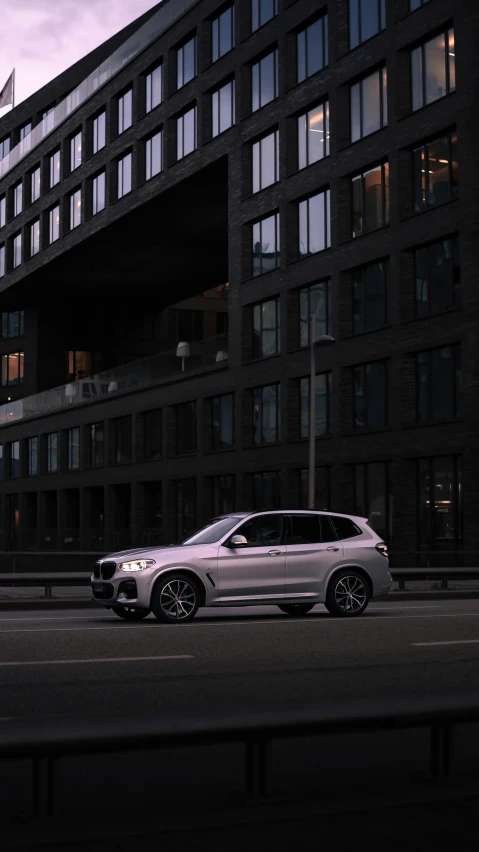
[328,516,362,540]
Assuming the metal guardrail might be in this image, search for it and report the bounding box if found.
[1,695,479,817]
[0,572,91,598]
[391,568,479,590]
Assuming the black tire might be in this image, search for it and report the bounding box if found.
[324,570,370,617]
[112,605,151,621]
[277,604,315,616]
[151,574,200,624]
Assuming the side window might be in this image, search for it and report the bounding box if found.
[290,515,322,544]
[234,514,282,546]
[328,515,361,540]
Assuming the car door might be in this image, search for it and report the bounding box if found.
[284,514,344,598]
[217,513,286,601]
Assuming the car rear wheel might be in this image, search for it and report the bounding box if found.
[325,570,370,617]
[151,575,200,624]
[112,606,150,621]
[277,604,315,616]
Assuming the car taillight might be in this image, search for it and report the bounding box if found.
[376,542,388,558]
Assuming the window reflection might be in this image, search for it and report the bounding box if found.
[299,190,331,256]
[418,456,462,547]
[252,212,280,275]
[177,106,197,160]
[411,29,455,111]
[253,384,280,444]
[212,81,235,138]
[299,280,331,347]
[350,0,386,49]
[415,236,460,316]
[300,373,331,438]
[252,50,278,112]
[298,14,328,82]
[413,132,457,211]
[253,298,280,359]
[298,102,329,169]
[352,163,389,237]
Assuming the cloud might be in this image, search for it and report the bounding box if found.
[0,0,159,111]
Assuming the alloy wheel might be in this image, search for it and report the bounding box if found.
[334,575,367,613]
[159,579,197,620]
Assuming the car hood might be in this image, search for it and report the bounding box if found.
[104,546,170,560]
[104,544,212,561]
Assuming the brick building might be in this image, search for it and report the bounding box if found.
[0,0,476,568]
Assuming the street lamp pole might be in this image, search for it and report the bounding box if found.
[308,317,335,510]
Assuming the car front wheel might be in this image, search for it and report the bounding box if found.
[325,570,370,617]
[277,604,315,616]
[151,575,200,624]
[112,606,151,621]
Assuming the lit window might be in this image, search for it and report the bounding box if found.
[298,102,330,169]
[146,65,162,112]
[413,132,457,212]
[411,29,455,112]
[352,163,389,237]
[1,352,24,386]
[351,68,387,142]
[252,129,279,192]
[299,189,331,256]
[212,81,235,137]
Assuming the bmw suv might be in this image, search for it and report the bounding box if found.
[91,511,391,623]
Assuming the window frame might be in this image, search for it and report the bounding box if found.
[349,0,386,49]
[411,28,455,112]
[298,101,330,170]
[49,149,61,188]
[252,210,280,276]
[145,129,163,180]
[211,393,235,451]
[176,401,197,455]
[1,351,24,386]
[251,0,278,32]
[30,219,40,257]
[28,437,38,476]
[46,432,58,473]
[252,297,280,360]
[13,232,22,268]
[297,13,329,83]
[31,167,41,203]
[412,131,458,213]
[350,67,387,142]
[177,36,197,89]
[13,180,23,217]
[212,5,235,62]
[1,310,25,340]
[69,188,82,230]
[93,111,106,154]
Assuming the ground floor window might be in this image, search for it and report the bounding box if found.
[418,456,462,549]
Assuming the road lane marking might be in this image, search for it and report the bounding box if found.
[413,639,479,647]
[0,655,193,668]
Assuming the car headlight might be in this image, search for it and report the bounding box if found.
[120,559,155,572]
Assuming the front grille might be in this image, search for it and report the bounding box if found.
[91,582,114,600]
[93,562,101,579]
[100,561,116,580]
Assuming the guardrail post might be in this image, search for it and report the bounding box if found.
[33,755,54,817]
[430,724,452,777]
[246,736,271,799]
[399,577,405,591]
[442,577,448,590]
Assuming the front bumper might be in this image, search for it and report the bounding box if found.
[91,574,150,608]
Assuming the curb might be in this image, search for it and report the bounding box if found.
[1,589,479,610]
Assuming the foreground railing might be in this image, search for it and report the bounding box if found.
[1,695,479,817]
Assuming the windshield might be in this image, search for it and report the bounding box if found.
[180,516,242,546]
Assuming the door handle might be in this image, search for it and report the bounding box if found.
[268,550,282,556]
[326,546,340,552]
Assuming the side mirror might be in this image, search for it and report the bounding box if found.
[229,534,248,548]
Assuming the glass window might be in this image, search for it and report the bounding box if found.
[299,280,332,347]
[146,130,162,179]
[410,0,431,8]
[352,259,389,333]
[177,106,197,160]
[10,441,20,478]
[297,14,328,83]
[212,80,235,138]
[235,513,282,545]
[416,345,462,424]
[252,129,279,192]
[413,132,457,212]
[70,131,82,171]
[66,88,81,115]
[42,107,55,136]
[0,445,3,480]
[92,171,106,215]
[252,211,280,276]
[31,168,41,203]
[351,68,387,142]
[300,373,332,438]
[111,416,132,464]
[69,188,81,230]
[118,89,133,134]
[0,246,5,278]
[13,233,22,268]
[212,6,235,61]
[290,514,335,544]
[67,427,80,470]
[252,50,279,112]
[89,423,104,467]
[352,163,389,237]
[67,350,91,381]
[253,298,280,359]
[46,433,58,473]
[118,152,132,198]
[140,409,162,460]
[1,311,24,339]
[13,181,23,217]
[299,468,330,511]
[253,474,280,510]
[211,474,235,516]
[28,437,38,476]
[253,383,280,444]
[177,36,197,88]
[20,122,32,141]
[299,189,331,256]
[418,456,462,546]
[329,516,362,540]
[354,462,390,541]
[354,360,389,431]
[0,136,10,161]
[415,236,460,317]
[146,65,162,112]
[411,29,455,112]
[1,353,24,386]
[350,0,386,49]
[0,196,5,227]
[30,219,40,256]
[212,394,234,450]
[93,112,106,153]
[176,402,196,454]
[49,205,60,243]
[175,478,196,541]
[298,102,330,170]
[49,150,61,187]
[252,0,277,31]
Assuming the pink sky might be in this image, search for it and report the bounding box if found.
[0,0,160,117]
